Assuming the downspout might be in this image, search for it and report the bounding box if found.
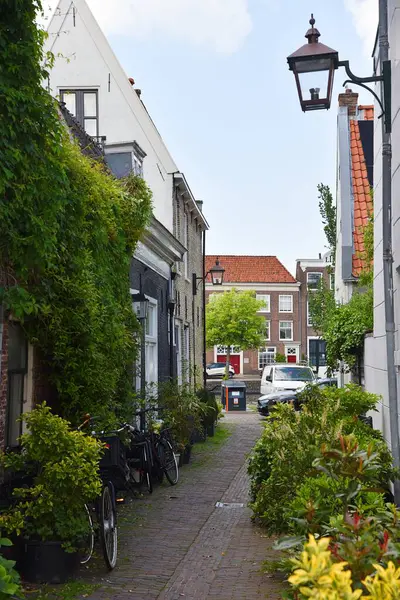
[202,229,207,389]
[192,294,196,389]
[379,0,400,503]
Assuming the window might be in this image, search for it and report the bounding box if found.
[183,213,188,278]
[279,295,293,313]
[309,339,327,368]
[279,321,293,340]
[265,320,271,341]
[307,272,323,290]
[258,347,276,370]
[184,326,190,383]
[105,141,146,179]
[60,89,98,137]
[256,294,270,312]
[274,366,314,382]
[144,300,157,388]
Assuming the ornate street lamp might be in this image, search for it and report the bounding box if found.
[132,291,149,322]
[287,14,391,133]
[287,14,338,111]
[209,258,225,286]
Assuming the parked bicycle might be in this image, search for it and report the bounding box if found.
[131,407,179,488]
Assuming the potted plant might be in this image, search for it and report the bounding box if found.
[197,389,220,437]
[0,404,103,584]
[159,381,205,465]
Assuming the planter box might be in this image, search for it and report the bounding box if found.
[183,445,192,465]
[20,541,79,584]
[206,422,215,437]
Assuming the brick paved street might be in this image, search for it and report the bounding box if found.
[83,412,284,600]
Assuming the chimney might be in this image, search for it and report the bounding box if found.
[338,88,358,116]
[196,200,203,213]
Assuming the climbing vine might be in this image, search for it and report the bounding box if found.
[0,1,152,423]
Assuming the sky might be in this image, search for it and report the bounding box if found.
[42,0,377,275]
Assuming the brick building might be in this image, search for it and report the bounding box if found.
[296,253,332,377]
[205,256,300,375]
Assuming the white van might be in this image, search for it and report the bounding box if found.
[260,364,315,396]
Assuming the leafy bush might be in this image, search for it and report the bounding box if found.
[1,2,152,425]
[0,404,102,551]
[0,538,22,600]
[248,385,394,534]
[289,534,400,599]
[158,381,206,449]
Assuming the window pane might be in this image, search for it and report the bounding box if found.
[62,91,76,115]
[105,152,133,179]
[8,323,27,371]
[307,272,323,290]
[256,294,270,312]
[84,119,97,137]
[84,93,97,117]
[279,295,293,312]
[265,321,270,340]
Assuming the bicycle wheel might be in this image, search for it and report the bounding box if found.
[99,483,118,570]
[159,439,179,486]
[79,504,95,565]
[142,444,153,494]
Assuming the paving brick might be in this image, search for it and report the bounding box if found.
[82,413,284,599]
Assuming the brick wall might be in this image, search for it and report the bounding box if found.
[205,287,301,375]
[174,189,205,386]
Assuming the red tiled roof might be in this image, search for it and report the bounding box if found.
[350,112,373,277]
[205,255,296,284]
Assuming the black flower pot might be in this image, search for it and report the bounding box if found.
[183,444,192,465]
[0,535,25,568]
[206,422,215,437]
[21,541,79,584]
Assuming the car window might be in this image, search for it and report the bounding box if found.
[274,367,314,382]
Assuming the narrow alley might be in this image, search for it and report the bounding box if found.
[83,413,284,600]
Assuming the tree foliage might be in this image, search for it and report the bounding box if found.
[206,290,265,376]
[318,183,336,262]
[0,1,152,423]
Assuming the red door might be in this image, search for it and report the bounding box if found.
[217,355,241,374]
[287,354,297,363]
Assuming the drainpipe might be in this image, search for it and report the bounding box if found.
[379,0,400,503]
[202,229,207,389]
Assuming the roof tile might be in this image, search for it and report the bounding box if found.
[350,115,373,277]
[205,255,296,284]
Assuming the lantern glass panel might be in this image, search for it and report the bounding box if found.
[298,69,330,102]
[294,57,333,73]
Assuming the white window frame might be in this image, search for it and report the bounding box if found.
[265,320,271,341]
[258,347,276,370]
[256,294,270,313]
[131,290,158,391]
[307,272,323,290]
[279,294,293,313]
[279,321,293,341]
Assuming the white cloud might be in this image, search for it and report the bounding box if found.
[343,0,378,56]
[42,0,253,55]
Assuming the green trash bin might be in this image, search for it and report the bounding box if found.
[221,381,247,411]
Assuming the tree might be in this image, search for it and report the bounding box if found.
[206,290,266,378]
[318,183,336,263]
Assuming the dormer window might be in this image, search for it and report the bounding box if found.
[105,141,146,179]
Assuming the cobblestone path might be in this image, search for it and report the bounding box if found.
[83,412,284,600]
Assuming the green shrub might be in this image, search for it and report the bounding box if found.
[248,385,393,534]
[158,381,206,449]
[0,538,22,600]
[0,404,102,551]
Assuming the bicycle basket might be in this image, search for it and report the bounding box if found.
[99,436,126,470]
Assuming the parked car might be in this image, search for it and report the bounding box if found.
[260,363,315,396]
[257,377,338,417]
[206,363,235,378]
